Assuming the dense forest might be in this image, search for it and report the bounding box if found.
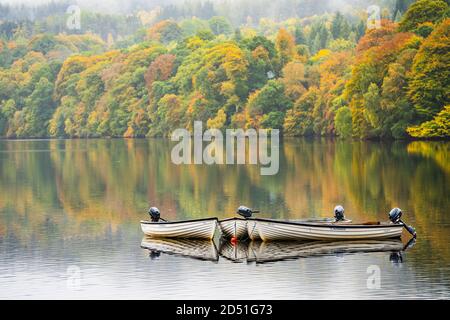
[0,0,449,139]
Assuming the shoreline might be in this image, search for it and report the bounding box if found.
[0,136,449,142]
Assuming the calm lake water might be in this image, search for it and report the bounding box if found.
[0,138,449,299]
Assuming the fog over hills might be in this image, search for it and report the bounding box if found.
[0,0,393,16]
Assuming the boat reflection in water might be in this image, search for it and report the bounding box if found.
[219,240,254,263]
[141,237,415,264]
[141,237,220,262]
[244,239,412,264]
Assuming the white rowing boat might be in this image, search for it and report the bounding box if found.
[252,218,404,241]
[141,207,414,241]
[140,218,218,239]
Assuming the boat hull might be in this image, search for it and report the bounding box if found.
[140,218,218,240]
[247,220,261,240]
[255,219,404,241]
[219,218,248,239]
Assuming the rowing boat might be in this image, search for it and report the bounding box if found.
[141,206,414,241]
[140,218,219,239]
[252,218,404,241]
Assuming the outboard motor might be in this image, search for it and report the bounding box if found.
[334,205,345,222]
[388,208,417,238]
[148,207,161,222]
[237,206,259,219]
[389,207,402,223]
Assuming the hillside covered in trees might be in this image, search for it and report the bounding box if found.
[0,0,449,139]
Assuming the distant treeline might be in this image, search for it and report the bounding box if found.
[0,0,449,139]
[0,0,419,41]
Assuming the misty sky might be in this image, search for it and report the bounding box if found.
[0,0,389,17]
[0,0,168,5]
[0,0,180,15]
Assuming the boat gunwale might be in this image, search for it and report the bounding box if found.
[249,217,404,229]
[219,217,248,223]
[140,217,219,225]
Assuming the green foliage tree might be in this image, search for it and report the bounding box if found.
[363,83,382,131]
[331,12,350,40]
[334,106,352,138]
[261,111,285,130]
[294,25,306,45]
[247,80,291,117]
[29,34,57,54]
[0,99,16,135]
[180,18,211,37]
[407,105,450,138]
[208,16,233,35]
[20,77,54,137]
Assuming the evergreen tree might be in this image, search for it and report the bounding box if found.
[331,12,344,39]
[294,25,306,45]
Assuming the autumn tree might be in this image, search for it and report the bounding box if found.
[398,0,448,32]
[276,28,296,66]
[283,87,320,136]
[144,54,176,91]
[408,19,450,120]
[148,20,183,43]
[407,105,450,138]
[281,60,306,101]
[148,94,184,136]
